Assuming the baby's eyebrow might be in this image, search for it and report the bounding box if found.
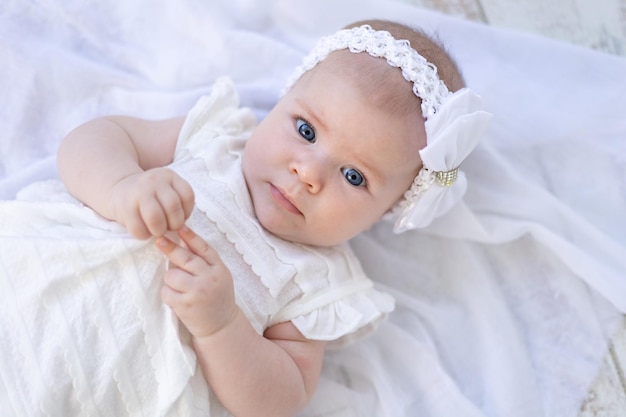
[294,98,327,132]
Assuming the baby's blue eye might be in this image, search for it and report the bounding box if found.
[296,119,316,142]
[342,167,365,187]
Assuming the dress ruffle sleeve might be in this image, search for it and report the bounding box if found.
[290,285,395,348]
[269,243,395,348]
[174,77,257,159]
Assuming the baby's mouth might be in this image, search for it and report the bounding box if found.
[269,184,302,216]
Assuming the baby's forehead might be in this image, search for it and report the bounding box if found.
[311,50,422,108]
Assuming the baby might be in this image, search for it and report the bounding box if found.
[0,19,490,417]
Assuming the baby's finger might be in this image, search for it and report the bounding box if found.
[155,187,187,231]
[160,283,179,308]
[155,234,208,275]
[139,196,168,237]
[123,210,152,240]
[162,267,192,294]
[171,177,195,220]
[177,226,221,266]
[160,277,190,308]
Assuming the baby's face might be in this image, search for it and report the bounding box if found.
[242,64,423,246]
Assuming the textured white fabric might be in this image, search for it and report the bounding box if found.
[0,1,625,417]
[0,181,206,416]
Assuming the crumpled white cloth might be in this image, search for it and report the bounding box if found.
[0,181,210,416]
[1,0,625,416]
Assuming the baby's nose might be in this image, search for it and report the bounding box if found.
[289,159,325,194]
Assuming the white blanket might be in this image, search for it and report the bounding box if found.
[1,0,625,416]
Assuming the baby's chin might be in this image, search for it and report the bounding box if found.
[278,226,367,248]
[263,226,320,246]
[254,204,376,247]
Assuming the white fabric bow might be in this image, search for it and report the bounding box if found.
[393,88,493,233]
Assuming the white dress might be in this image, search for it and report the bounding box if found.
[0,78,394,417]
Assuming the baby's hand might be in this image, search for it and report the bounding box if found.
[156,226,239,338]
[109,168,194,239]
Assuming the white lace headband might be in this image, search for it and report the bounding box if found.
[284,24,492,232]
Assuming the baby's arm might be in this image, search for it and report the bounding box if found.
[157,227,326,417]
[57,116,194,238]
